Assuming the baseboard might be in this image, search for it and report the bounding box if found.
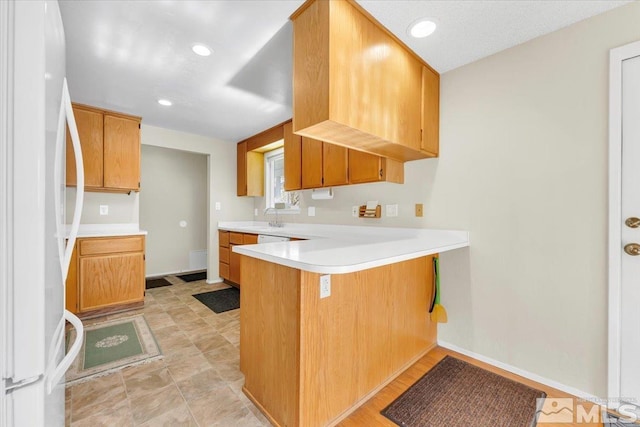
[438,340,602,404]
[145,269,206,279]
[207,278,223,284]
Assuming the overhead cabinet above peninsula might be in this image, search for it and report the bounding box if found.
[66,103,141,192]
[291,0,440,162]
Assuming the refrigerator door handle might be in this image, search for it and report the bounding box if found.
[46,310,83,393]
[54,78,84,281]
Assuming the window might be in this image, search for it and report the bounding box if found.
[265,147,300,212]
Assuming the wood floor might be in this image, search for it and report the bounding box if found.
[340,346,606,427]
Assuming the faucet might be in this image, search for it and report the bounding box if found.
[264,207,284,227]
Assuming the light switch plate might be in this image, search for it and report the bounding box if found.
[352,206,359,217]
[320,275,331,298]
[99,205,108,216]
[308,206,316,217]
[215,202,221,211]
[386,204,398,217]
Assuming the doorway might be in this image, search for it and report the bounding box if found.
[608,40,640,412]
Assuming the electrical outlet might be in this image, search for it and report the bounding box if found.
[352,206,359,217]
[99,205,108,216]
[254,208,258,216]
[320,275,331,298]
[415,203,423,217]
[215,202,221,211]
[386,204,398,217]
[308,206,316,216]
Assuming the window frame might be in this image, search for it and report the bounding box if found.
[264,147,300,214]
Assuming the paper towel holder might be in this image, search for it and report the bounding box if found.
[359,204,381,218]
[311,188,333,200]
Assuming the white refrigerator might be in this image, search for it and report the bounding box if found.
[1,1,85,426]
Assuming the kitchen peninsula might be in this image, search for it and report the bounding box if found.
[220,222,469,426]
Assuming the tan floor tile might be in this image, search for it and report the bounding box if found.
[176,368,227,402]
[192,331,231,353]
[163,344,202,364]
[176,318,210,333]
[70,372,125,409]
[155,296,182,306]
[137,404,197,427]
[187,386,252,427]
[71,384,129,424]
[152,324,183,340]
[167,353,212,382]
[220,328,240,346]
[182,325,217,340]
[129,384,185,425]
[213,359,244,383]
[70,405,133,427]
[144,312,176,329]
[203,343,239,364]
[156,331,192,351]
[121,359,166,381]
[123,367,173,398]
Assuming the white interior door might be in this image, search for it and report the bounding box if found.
[620,54,640,405]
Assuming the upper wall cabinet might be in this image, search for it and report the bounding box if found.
[291,0,439,162]
[237,120,290,197]
[66,103,141,193]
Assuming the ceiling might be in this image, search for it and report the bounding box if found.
[59,0,630,143]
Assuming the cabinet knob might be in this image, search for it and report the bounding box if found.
[624,243,640,256]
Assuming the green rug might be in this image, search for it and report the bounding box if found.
[65,315,162,385]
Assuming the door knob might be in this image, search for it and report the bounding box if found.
[624,243,640,256]
[625,217,640,228]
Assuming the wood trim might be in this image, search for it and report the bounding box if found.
[421,66,440,156]
[240,119,290,152]
[237,141,247,196]
[229,232,243,245]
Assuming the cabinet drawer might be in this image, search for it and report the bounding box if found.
[219,262,230,280]
[243,233,258,244]
[79,236,144,256]
[219,246,230,264]
[219,230,229,248]
[230,232,244,245]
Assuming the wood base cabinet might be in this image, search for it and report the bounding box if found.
[66,235,145,316]
[219,231,259,287]
[240,254,438,426]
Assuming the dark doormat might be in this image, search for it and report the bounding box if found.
[145,277,173,289]
[382,356,546,427]
[192,288,240,314]
[177,271,207,282]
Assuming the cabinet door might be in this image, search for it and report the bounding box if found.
[237,141,247,196]
[229,245,241,285]
[103,114,140,190]
[322,143,348,186]
[301,137,323,189]
[66,106,103,188]
[421,66,439,156]
[243,234,258,244]
[348,149,382,184]
[79,252,144,311]
[284,121,302,191]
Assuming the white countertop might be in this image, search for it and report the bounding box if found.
[219,221,469,274]
[64,223,147,238]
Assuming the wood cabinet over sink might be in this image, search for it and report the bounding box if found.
[66,103,141,193]
[291,0,439,162]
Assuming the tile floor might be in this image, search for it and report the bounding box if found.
[65,277,270,427]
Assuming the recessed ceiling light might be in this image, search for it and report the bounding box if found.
[158,99,172,106]
[409,20,437,38]
[192,44,212,57]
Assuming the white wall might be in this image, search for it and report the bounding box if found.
[140,145,207,277]
[253,2,640,397]
[65,189,138,224]
[141,125,254,282]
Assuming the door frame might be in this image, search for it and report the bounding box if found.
[608,39,640,409]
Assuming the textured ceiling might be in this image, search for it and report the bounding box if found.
[59,0,630,143]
